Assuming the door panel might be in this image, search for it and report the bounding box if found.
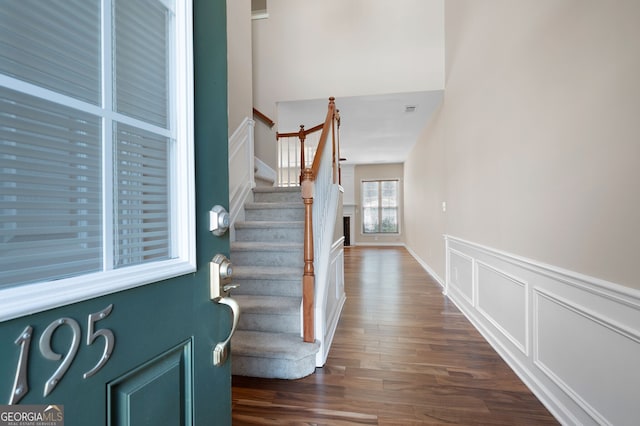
[108,341,192,425]
[0,0,230,424]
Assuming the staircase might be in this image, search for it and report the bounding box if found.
[230,186,320,379]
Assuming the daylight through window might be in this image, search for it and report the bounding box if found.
[362,180,399,234]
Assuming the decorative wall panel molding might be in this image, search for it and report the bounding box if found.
[448,249,474,306]
[443,235,640,426]
[316,237,346,367]
[476,261,528,356]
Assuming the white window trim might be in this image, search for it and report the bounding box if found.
[360,178,402,235]
[0,0,195,322]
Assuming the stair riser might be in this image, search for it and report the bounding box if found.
[245,207,304,221]
[232,279,302,297]
[253,191,301,203]
[235,226,304,243]
[238,313,299,334]
[231,249,302,267]
[231,354,316,380]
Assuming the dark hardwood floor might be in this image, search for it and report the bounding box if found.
[232,246,558,425]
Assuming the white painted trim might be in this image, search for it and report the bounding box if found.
[532,288,636,426]
[447,248,475,307]
[1,260,195,322]
[444,235,640,426]
[228,117,256,241]
[476,260,529,356]
[404,245,444,288]
[316,237,346,366]
[314,185,343,366]
[445,235,640,307]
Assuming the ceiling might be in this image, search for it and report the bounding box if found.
[277,90,443,165]
[251,0,445,166]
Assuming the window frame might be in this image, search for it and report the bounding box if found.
[0,0,195,322]
[361,179,401,235]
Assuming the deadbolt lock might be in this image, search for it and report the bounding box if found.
[210,205,230,236]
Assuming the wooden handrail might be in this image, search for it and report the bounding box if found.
[276,122,324,139]
[252,107,275,127]
[310,97,336,176]
[277,118,330,185]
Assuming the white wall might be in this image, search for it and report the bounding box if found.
[227,0,252,133]
[406,0,640,291]
[404,1,640,424]
[252,0,444,112]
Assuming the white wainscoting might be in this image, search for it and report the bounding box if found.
[316,237,346,366]
[228,117,255,240]
[444,235,640,426]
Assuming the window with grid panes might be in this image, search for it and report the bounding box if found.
[0,1,194,298]
[362,180,399,234]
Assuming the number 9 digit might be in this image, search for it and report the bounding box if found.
[39,318,81,397]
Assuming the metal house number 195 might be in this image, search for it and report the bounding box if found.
[8,304,115,404]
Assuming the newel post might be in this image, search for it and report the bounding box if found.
[301,168,315,342]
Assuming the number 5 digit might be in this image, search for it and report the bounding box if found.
[83,304,115,379]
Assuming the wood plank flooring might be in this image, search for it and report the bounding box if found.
[232,246,558,425]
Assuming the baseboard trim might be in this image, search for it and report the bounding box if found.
[404,244,445,288]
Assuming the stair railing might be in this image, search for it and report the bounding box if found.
[277,123,323,186]
[252,107,275,128]
[300,97,339,342]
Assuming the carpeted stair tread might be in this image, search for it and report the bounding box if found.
[232,330,320,360]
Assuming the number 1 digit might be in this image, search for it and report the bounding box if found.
[9,325,32,404]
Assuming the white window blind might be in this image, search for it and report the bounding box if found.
[114,123,170,266]
[0,88,103,285]
[114,0,170,128]
[0,0,189,292]
[0,0,102,105]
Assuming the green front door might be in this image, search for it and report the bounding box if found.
[0,0,232,424]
